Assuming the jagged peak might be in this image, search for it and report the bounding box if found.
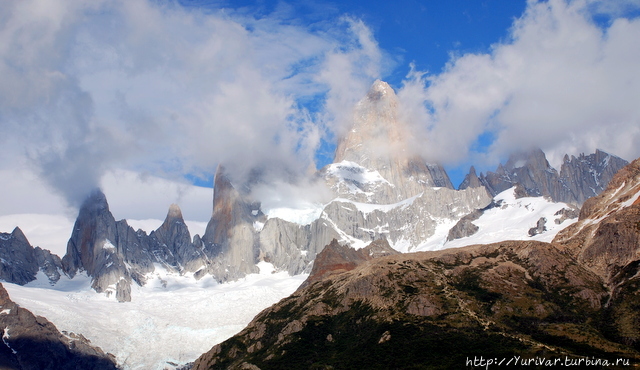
[79,188,109,213]
[166,203,183,221]
[10,226,28,244]
[365,79,395,101]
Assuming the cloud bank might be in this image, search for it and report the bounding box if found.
[398,0,640,170]
[1,0,639,220]
[0,0,382,211]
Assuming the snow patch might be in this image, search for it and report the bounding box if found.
[5,267,307,370]
[265,204,324,225]
[416,187,578,251]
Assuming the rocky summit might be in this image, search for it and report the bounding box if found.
[328,80,454,204]
[0,227,62,286]
[193,158,640,370]
[5,80,629,302]
[460,148,628,206]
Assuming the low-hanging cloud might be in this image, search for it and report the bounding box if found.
[2,0,639,218]
[0,0,385,210]
[397,0,640,169]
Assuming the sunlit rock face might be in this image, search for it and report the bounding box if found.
[460,148,628,206]
[200,165,261,281]
[329,80,454,204]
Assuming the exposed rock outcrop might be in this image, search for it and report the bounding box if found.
[300,238,399,289]
[193,157,640,369]
[0,283,118,369]
[61,190,153,302]
[328,80,453,204]
[200,165,262,281]
[446,209,482,241]
[527,217,547,236]
[0,227,63,286]
[0,228,39,285]
[460,148,628,206]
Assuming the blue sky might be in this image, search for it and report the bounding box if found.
[1,0,640,220]
[178,0,530,186]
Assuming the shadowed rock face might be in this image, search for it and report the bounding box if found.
[300,238,399,289]
[0,227,63,286]
[61,189,153,302]
[460,148,628,206]
[0,283,118,369]
[329,80,454,204]
[0,228,38,285]
[192,158,640,370]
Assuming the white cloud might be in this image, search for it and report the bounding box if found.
[397,0,640,168]
[0,0,387,216]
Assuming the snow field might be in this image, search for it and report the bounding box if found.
[417,188,578,251]
[4,262,307,370]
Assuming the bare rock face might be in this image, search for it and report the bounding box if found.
[258,218,313,275]
[527,217,547,236]
[148,203,203,273]
[458,166,482,190]
[461,148,628,206]
[559,149,630,205]
[554,157,640,283]
[0,228,63,286]
[201,165,261,281]
[328,80,453,204]
[446,209,482,241]
[0,283,118,369]
[300,238,399,289]
[61,189,153,302]
[0,228,39,285]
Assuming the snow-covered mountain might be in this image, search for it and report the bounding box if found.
[460,148,628,205]
[0,80,632,369]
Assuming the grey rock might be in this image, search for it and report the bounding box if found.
[33,247,63,284]
[470,148,628,206]
[558,149,629,205]
[458,166,482,190]
[200,165,261,281]
[446,209,482,242]
[61,189,153,302]
[554,207,579,224]
[329,80,454,204]
[528,217,547,237]
[0,227,38,285]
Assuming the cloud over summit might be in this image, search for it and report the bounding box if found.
[397,0,640,169]
[0,0,639,218]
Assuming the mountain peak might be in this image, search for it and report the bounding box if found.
[365,79,395,101]
[167,203,183,220]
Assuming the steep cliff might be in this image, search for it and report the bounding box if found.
[193,158,640,369]
[461,148,628,206]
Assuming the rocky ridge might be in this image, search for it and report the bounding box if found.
[0,227,62,286]
[460,148,628,206]
[193,157,640,369]
[1,81,628,305]
[330,80,454,205]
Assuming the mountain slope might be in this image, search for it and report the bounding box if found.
[193,158,640,369]
[460,148,628,206]
[0,283,117,369]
